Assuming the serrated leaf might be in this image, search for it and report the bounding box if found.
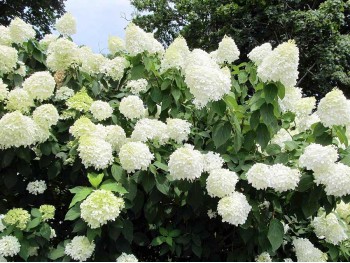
[213,122,231,149]
[69,187,93,208]
[99,179,128,194]
[267,219,284,251]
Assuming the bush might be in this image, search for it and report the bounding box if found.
[0,14,350,262]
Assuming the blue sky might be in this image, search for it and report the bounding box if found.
[64,0,133,53]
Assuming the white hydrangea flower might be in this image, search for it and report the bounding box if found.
[78,136,113,170]
[64,236,95,262]
[246,163,271,190]
[47,38,80,71]
[316,89,350,127]
[206,168,238,198]
[295,113,320,132]
[0,236,21,257]
[126,79,148,95]
[6,88,33,113]
[299,143,338,171]
[32,104,59,128]
[39,34,58,50]
[255,252,272,262]
[0,215,5,232]
[26,180,47,195]
[101,57,129,81]
[166,118,191,143]
[336,201,350,223]
[278,86,302,113]
[119,95,146,120]
[184,49,218,70]
[270,128,292,151]
[0,79,9,101]
[270,164,301,192]
[119,141,154,173]
[207,209,217,219]
[257,40,299,88]
[0,45,18,74]
[161,36,190,72]
[55,86,74,100]
[15,61,26,77]
[116,252,138,262]
[34,124,51,144]
[168,144,204,181]
[108,36,125,54]
[69,117,97,138]
[89,100,113,121]
[217,192,251,226]
[294,97,316,117]
[27,246,39,257]
[125,23,164,56]
[50,227,56,239]
[312,212,348,245]
[79,47,106,75]
[213,35,240,64]
[0,26,12,46]
[293,238,327,262]
[105,125,126,152]
[203,151,224,172]
[131,118,169,144]
[55,12,77,36]
[80,189,124,229]
[0,111,37,149]
[284,258,293,262]
[8,17,35,44]
[248,43,273,66]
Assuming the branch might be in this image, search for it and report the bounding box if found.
[296,62,316,86]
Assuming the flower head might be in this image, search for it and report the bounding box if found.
[0,236,21,257]
[166,118,191,144]
[3,208,30,230]
[66,87,93,112]
[65,236,95,262]
[39,205,55,221]
[9,17,35,44]
[206,169,238,198]
[248,43,273,66]
[116,253,138,262]
[119,141,154,173]
[27,180,47,195]
[0,45,18,74]
[293,238,327,262]
[119,95,145,120]
[89,100,113,121]
[55,13,77,36]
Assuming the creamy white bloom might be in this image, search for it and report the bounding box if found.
[55,13,77,36]
[206,168,238,198]
[270,128,292,151]
[184,49,218,70]
[22,71,55,100]
[295,113,320,132]
[0,236,21,257]
[0,45,18,74]
[50,228,56,239]
[0,215,5,232]
[278,86,302,113]
[119,141,154,173]
[0,79,9,101]
[26,180,47,195]
[213,35,240,64]
[108,36,125,54]
[0,26,11,46]
[203,151,224,172]
[39,34,58,50]
[336,201,350,223]
[116,253,138,262]
[47,38,80,71]
[9,17,35,44]
[248,43,273,66]
[207,209,217,219]
[80,47,107,75]
[316,89,350,127]
[80,189,124,229]
[32,104,59,128]
[6,88,33,113]
[317,163,350,197]
[55,86,74,100]
[15,61,26,77]
[217,192,251,226]
[246,163,271,190]
[166,118,191,143]
[126,79,148,95]
[0,255,6,262]
[89,100,113,121]
[119,95,146,120]
[78,136,113,170]
[131,118,169,144]
[65,236,95,262]
[270,164,301,192]
[299,143,338,171]
[255,252,272,262]
[312,212,348,245]
[168,144,204,181]
[0,111,37,149]
[105,125,126,152]
[257,40,299,88]
[294,97,316,117]
[69,117,98,138]
[293,238,327,262]
[101,57,129,81]
[161,36,190,72]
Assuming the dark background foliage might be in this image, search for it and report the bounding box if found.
[131,0,350,98]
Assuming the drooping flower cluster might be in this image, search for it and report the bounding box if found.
[217,192,252,226]
[160,36,190,72]
[0,235,21,258]
[27,180,47,195]
[119,141,154,173]
[293,238,327,262]
[119,95,146,120]
[65,236,95,262]
[126,79,148,95]
[0,214,5,232]
[168,144,204,181]
[39,34,58,50]
[79,47,107,75]
[257,40,299,88]
[211,35,240,64]
[206,169,238,198]
[80,190,124,229]
[55,12,77,36]
[247,163,301,192]
[3,208,30,230]
[33,104,59,128]
[89,100,113,121]
[0,79,9,101]
[0,25,12,46]
[116,253,138,262]
[5,88,33,113]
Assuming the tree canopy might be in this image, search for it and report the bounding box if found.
[131,0,350,98]
[0,0,66,38]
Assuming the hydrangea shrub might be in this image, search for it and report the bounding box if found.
[0,14,350,262]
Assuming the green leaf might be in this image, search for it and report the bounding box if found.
[264,83,278,103]
[87,172,104,188]
[87,227,101,242]
[48,245,65,260]
[111,164,124,181]
[211,100,227,116]
[40,223,52,240]
[153,161,168,171]
[100,179,128,194]
[31,208,41,218]
[277,82,285,99]
[130,64,145,80]
[122,220,133,243]
[297,173,314,192]
[151,236,164,246]
[302,186,323,218]
[192,244,202,257]
[169,229,181,238]
[267,219,284,251]
[1,149,15,168]
[65,204,81,221]
[260,103,276,126]
[69,187,93,208]
[256,123,270,149]
[265,144,281,155]
[250,111,260,129]
[213,122,231,149]
[238,72,248,83]
[27,218,41,230]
